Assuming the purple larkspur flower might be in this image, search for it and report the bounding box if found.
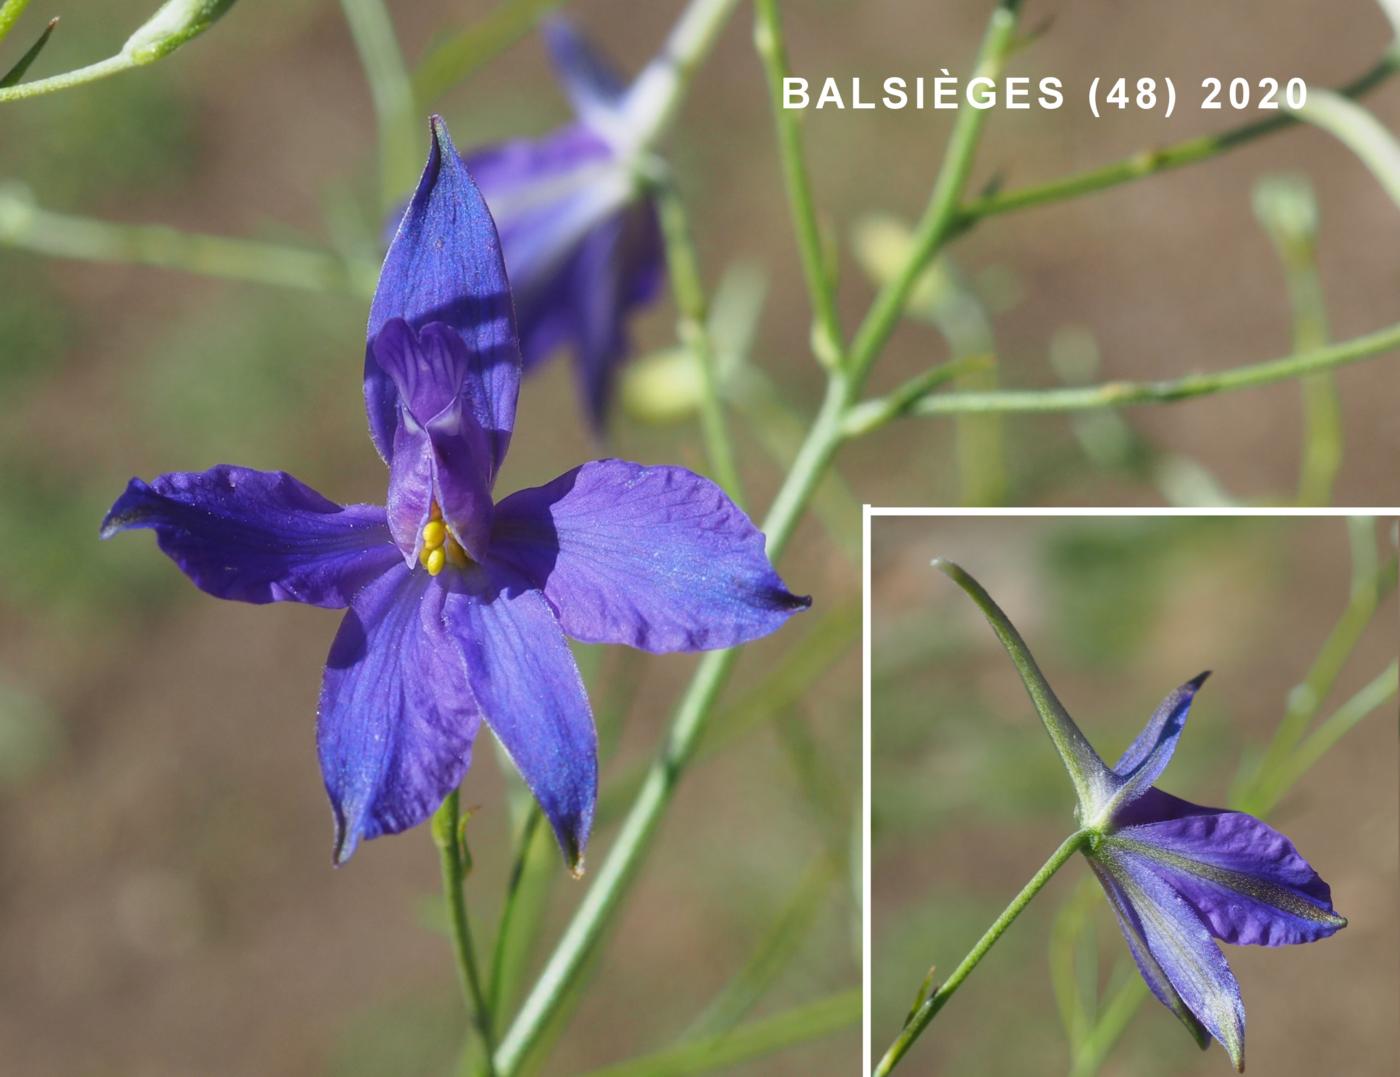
[456,19,664,428]
[103,117,809,870]
[939,561,1345,1072]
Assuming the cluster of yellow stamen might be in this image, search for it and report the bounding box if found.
[419,502,469,576]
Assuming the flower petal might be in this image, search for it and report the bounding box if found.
[1109,793,1346,946]
[318,565,480,864]
[1086,854,1212,1053]
[100,466,398,608]
[374,319,496,559]
[490,460,811,653]
[442,569,596,871]
[542,17,627,124]
[1095,843,1247,1071]
[568,205,663,427]
[1102,672,1211,816]
[370,116,520,474]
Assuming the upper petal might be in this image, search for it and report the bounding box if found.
[1108,792,1346,946]
[374,320,497,560]
[369,116,521,473]
[542,17,628,127]
[442,568,597,871]
[490,460,811,653]
[100,466,398,608]
[318,565,480,864]
[1101,672,1211,817]
[1094,843,1247,1071]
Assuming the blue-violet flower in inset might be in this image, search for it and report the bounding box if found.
[451,18,666,428]
[102,116,809,871]
[936,560,1345,1072]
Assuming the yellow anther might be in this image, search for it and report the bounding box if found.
[445,540,470,569]
[424,547,446,576]
[422,520,447,549]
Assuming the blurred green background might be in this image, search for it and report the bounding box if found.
[870,515,1398,1075]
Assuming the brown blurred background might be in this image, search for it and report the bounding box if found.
[870,515,1398,1075]
[3,0,1400,1073]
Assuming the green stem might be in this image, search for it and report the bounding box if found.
[873,830,1091,1076]
[1235,548,1398,814]
[1258,660,1399,812]
[0,52,132,102]
[959,49,1400,225]
[753,0,843,367]
[908,319,1400,416]
[654,180,746,502]
[339,0,420,208]
[0,185,377,295]
[846,0,1024,384]
[494,3,1022,1070]
[434,790,499,1077]
[579,990,861,1077]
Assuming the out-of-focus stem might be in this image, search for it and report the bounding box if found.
[846,0,1025,384]
[0,184,378,295]
[654,180,746,502]
[339,0,420,208]
[753,0,843,368]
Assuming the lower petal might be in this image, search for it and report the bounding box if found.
[442,569,596,872]
[101,466,398,608]
[318,565,480,863]
[491,460,810,653]
[1096,845,1247,1071]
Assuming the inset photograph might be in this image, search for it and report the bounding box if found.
[869,514,1398,1076]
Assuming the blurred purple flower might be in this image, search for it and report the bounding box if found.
[103,117,808,870]
[459,19,665,428]
[1063,673,1343,1072]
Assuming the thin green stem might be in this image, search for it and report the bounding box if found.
[846,0,1024,384]
[1235,548,1397,813]
[907,319,1400,417]
[873,830,1091,1076]
[1069,975,1148,1077]
[654,180,746,502]
[339,0,420,208]
[0,52,132,102]
[434,790,499,1077]
[495,3,1019,1070]
[486,806,546,1020]
[753,0,843,368]
[1258,660,1399,812]
[959,49,1400,225]
[0,185,377,295]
